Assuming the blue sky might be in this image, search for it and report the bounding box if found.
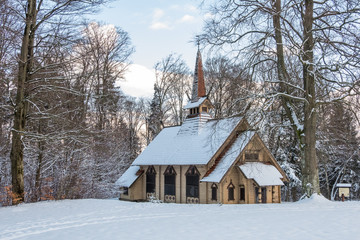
[91,0,211,98]
[93,0,209,69]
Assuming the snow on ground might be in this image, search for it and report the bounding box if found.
[0,196,359,240]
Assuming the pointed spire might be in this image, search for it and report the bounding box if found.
[191,48,206,101]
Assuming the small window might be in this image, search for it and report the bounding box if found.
[228,181,235,201]
[202,107,207,112]
[239,185,245,201]
[211,183,217,201]
[122,187,128,195]
[245,152,259,161]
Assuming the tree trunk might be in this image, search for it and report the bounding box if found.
[302,0,320,196]
[272,0,302,142]
[10,0,37,204]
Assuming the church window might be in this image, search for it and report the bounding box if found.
[186,166,200,198]
[146,166,156,193]
[245,151,259,161]
[122,187,128,195]
[239,185,245,201]
[211,183,217,201]
[228,181,235,201]
[164,166,176,196]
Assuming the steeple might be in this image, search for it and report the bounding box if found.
[191,48,206,102]
[180,48,213,135]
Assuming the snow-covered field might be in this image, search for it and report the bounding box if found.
[0,195,359,240]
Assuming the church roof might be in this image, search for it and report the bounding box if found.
[191,49,206,101]
[131,116,244,166]
[201,131,255,183]
[239,162,284,186]
[115,165,141,188]
[184,97,207,109]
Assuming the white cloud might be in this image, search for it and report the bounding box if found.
[150,22,171,30]
[178,14,195,23]
[153,8,164,20]
[185,4,197,12]
[118,64,155,98]
[149,8,172,30]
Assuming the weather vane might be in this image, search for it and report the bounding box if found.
[195,35,200,50]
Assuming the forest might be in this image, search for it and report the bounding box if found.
[0,0,359,206]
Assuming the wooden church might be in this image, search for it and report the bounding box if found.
[116,50,288,204]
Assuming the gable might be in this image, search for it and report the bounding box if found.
[200,130,255,183]
[246,134,289,182]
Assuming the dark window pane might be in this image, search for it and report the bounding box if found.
[245,153,259,160]
[146,174,156,193]
[164,175,176,195]
[228,187,234,200]
[212,187,217,200]
[240,187,245,201]
[186,175,199,198]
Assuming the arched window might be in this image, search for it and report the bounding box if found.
[186,166,200,198]
[164,166,176,196]
[211,183,217,201]
[228,181,235,201]
[146,166,156,194]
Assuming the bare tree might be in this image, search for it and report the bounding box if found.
[153,53,191,127]
[204,56,254,118]
[200,0,360,196]
[9,0,106,204]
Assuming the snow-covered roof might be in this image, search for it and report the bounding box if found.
[201,131,255,183]
[239,162,284,186]
[336,183,352,188]
[115,166,141,188]
[184,97,207,109]
[132,116,243,166]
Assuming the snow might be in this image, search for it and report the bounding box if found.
[1,198,359,240]
[239,162,284,186]
[132,116,243,165]
[184,97,207,109]
[336,183,352,188]
[115,166,140,187]
[201,131,255,183]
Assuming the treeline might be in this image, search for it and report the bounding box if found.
[1,0,360,205]
[0,0,143,204]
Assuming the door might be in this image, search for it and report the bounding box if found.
[261,187,267,203]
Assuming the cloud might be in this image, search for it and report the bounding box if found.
[149,8,172,30]
[150,22,171,30]
[178,14,195,23]
[185,4,197,12]
[118,64,156,98]
[153,8,164,19]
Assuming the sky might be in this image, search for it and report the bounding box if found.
[91,0,211,98]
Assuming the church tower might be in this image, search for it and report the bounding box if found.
[179,49,213,135]
[184,49,213,119]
